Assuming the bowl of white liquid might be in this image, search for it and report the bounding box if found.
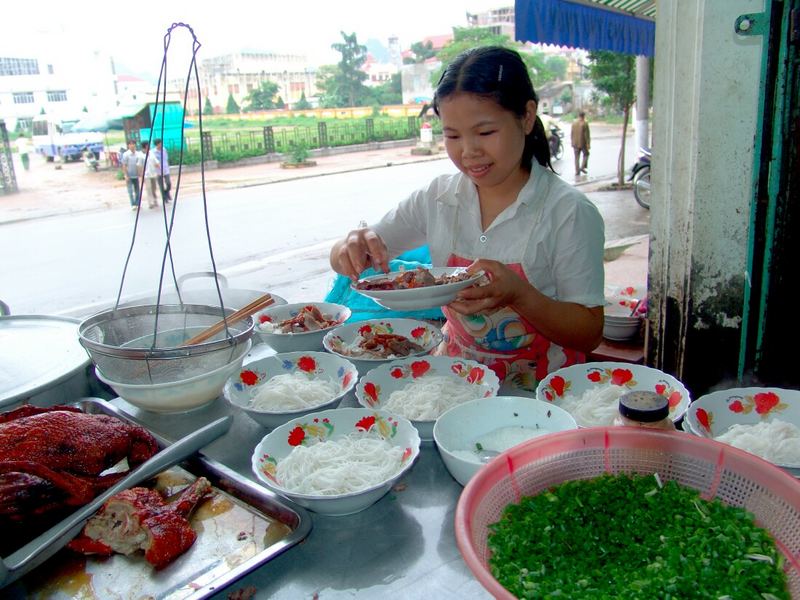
[433,396,578,486]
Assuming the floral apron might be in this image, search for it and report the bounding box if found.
[436,198,585,391]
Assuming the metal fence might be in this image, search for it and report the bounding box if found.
[173,117,422,163]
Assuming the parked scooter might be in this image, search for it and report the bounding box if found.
[82,147,99,172]
[548,124,564,161]
[629,147,651,209]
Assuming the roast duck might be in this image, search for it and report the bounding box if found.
[68,476,212,569]
[0,405,159,553]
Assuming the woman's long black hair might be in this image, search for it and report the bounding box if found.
[432,46,553,173]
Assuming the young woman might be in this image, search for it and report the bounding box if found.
[330,46,605,389]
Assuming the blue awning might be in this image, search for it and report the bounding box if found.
[515,0,655,57]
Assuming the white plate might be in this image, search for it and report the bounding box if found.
[352,268,483,310]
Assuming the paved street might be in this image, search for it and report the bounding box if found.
[0,124,649,317]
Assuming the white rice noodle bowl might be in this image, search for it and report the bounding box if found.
[715,419,800,467]
[276,431,404,495]
[558,383,628,428]
[382,375,484,421]
[249,372,339,412]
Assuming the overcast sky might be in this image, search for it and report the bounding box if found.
[4,0,505,79]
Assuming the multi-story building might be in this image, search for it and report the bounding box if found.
[466,5,516,38]
[0,49,116,132]
[177,51,318,113]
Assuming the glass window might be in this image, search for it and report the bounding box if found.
[13,92,34,104]
[0,57,39,76]
[47,90,67,102]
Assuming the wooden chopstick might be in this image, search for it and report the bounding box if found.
[181,293,274,346]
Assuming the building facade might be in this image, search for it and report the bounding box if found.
[177,51,319,113]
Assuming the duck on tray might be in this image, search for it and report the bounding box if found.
[0,405,159,554]
[68,477,212,569]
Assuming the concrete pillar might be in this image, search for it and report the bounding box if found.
[648,0,765,394]
[634,56,650,152]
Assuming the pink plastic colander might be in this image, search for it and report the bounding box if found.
[455,427,800,599]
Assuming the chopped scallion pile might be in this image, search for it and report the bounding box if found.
[487,474,789,599]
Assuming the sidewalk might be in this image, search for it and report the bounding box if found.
[1,132,647,294]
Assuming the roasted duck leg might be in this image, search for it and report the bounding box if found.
[67,477,212,570]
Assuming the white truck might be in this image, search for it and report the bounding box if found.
[31,117,104,162]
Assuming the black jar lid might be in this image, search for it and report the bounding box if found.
[618,391,670,423]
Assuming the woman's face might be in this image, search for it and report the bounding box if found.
[439,93,535,192]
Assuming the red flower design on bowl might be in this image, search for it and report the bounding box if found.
[287,426,305,446]
[240,370,259,386]
[297,356,317,372]
[753,391,780,415]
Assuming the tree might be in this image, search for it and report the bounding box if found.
[366,73,402,106]
[225,93,240,115]
[203,97,214,116]
[404,40,436,64]
[329,31,369,107]
[316,64,344,108]
[432,28,554,89]
[244,80,280,112]
[544,55,569,81]
[587,51,635,186]
[294,92,312,110]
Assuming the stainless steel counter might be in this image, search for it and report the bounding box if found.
[110,345,493,599]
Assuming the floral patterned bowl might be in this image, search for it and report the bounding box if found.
[683,387,800,475]
[355,356,501,441]
[322,318,443,375]
[254,302,351,353]
[535,361,691,427]
[223,351,358,429]
[250,407,421,515]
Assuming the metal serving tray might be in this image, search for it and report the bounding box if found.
[3,398,312,599]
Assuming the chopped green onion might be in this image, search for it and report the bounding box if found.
[487,474,789,599]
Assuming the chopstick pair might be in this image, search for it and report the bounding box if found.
[181,293,274,346]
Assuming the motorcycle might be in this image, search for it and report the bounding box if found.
[629,147,651,209]
[548,124,564,161]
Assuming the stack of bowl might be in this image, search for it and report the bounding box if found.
[604,286,644,341]
[79,304,253,413]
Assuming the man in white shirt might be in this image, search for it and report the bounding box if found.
[139,141,159,209]
[120,140,143,209]
[154,139,172,203]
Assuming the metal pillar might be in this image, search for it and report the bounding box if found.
[0,120,19,196]
[634,56,650,152]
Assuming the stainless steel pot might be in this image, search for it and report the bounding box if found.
[0,315,95,410]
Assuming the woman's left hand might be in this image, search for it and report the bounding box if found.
[447,259,528,315]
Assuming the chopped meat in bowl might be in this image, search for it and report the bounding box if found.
[255,302,351,353]
[323,318,443,375]
[258,305,341,334]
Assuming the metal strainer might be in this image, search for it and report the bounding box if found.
[78,23,255,388]
[79,304,252,384]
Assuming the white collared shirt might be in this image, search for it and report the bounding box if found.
[372,162,606,307]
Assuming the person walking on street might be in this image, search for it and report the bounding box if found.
[140,141,160,209]
[571,111,591,176]
[15,136,32,171]
[121,140,143,209]
[154,139,172,204]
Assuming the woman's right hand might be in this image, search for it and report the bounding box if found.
[330,226,389,280]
